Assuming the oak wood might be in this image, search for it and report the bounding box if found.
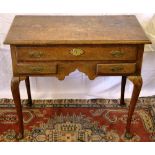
[120,76,127,105]
[16,63,57,75]
[16,45,137,61]
[136,45,145,74]
[25,76,32,106]
[125,76,143,138]
[5,15,151,139]
[4,15,151,45]
[11,77,24,139]
[96,63,136,75]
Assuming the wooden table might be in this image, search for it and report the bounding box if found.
[4,15,151,139]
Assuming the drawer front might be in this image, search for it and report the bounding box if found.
[15,63,57,75]
[16,45,137,61]
[97,63,136,75]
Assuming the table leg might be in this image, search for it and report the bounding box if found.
[11,77,24,139]
[25,76,32,107]
[120,76,127,106]
[125,76,142,139]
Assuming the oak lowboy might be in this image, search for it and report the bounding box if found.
[4,15,151,139]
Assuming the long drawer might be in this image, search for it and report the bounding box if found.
[96,63,136,75]
[16,45,137,61]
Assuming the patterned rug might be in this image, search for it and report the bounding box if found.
[0,98,155,142]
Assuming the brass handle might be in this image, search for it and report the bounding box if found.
[70,48,84,56]
[29,51,44,58]
[110,51,124,57]
[31,67,44,72]
[111,66,124,72]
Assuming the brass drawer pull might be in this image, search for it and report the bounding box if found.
[29,51,44,58]
[70,48,84,56]
[110,51,124,57]
[31,67,44,72]
[111,66,124,72]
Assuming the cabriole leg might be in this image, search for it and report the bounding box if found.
[25,76,32,106]
[120,76,127,106]
[125,76,142,139]
[11,77,24,139]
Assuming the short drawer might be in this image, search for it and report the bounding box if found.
[16,45,137,61]
[96,63,136,75]
[15,63,57,75]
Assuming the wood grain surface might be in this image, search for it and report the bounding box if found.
[4,15,151,45]
[16,45,137,61]
[6,15,151,139]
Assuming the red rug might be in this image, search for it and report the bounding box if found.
[0,98,155,142]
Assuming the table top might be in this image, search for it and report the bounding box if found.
[4,15,151,45]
